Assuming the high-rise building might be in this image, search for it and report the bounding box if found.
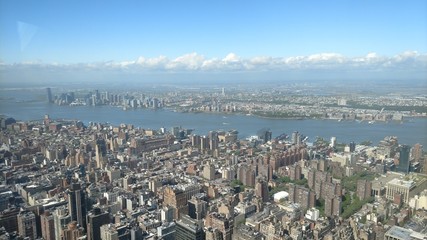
[171,126,181,138]
[349,141,356,152]
[53,206,71,240]
[209,138,219,151]
[411,144,423,162]
[200,136,209,151]
[255,178,269,203]
[264,130,272,143]
[87,208,110,240]
[175,215,204,240]
[203,163,216,180]
[330,137,337,148]
[149,177,162,193]
[188,196,207,220]
[47,87,53,103]
[288,164,302,181]
[292,131,299,145]
[377,136,399,158]
[17,211,37,240]
[397,145,411,174]
[0,208,20,233]
[237,165,256,187]
[95,143,106,169]
[0,190,11,211]
[307,169,316,189]
[66,182,87,229]
[324,196,341,217]
[288,183,316,210]
[221,167,235,181]
[191,135,201,148]
[257,129,272,143]
[161,206,175,222]
[40,211,55,240]
[130,225,143,240]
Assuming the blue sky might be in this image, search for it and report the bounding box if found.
[0,0,426,83]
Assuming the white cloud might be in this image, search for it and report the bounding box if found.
[307,53,344,63]
[366,52,378,59]
[2,51,426,75]
[201,58,221,70]
[394,51,418,62]
[166,52,205,70]
[222,53,241,63]
[136,55,169,68]
[250,56,273,65]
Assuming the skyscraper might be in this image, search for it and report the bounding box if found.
[87,208,110,240]
[46,87,53,103]
[397,145,411,174]
[53,206,71,240]
[66,182,87,230]
[95,143,105,169]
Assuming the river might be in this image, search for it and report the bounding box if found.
[1,88,426,146]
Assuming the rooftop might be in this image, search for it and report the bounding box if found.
[385,225,427,240]
[388,178,416,189]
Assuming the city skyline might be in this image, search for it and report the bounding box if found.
[1,1,426,84]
